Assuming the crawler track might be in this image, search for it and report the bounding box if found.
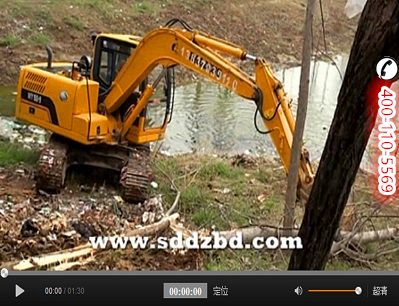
[36,134,68,192]
[36,134,152,203]
[119,145,152,203]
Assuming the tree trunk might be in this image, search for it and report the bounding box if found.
[288,0,399,270]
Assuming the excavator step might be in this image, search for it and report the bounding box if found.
[36,134,69,192]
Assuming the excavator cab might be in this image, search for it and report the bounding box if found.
[91,36,135,94]
[90,33,175,143]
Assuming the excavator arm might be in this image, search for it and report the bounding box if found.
[100,22,314,199]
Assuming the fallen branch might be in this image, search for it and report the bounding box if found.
[153,161,182,216]
[341,227,399,245]
[219,225,399,256]
[165,191,181,216]
[123,213,179,238]
[1,243,92,271]
[2,213,180,271]
[331,206,379,249]
[50,257,95,271]
[219,226,298,242]
[345,245,399,263]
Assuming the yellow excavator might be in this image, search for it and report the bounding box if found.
[14,19,314,203]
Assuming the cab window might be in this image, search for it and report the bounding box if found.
[99,50,111,85]
[94,38,136,91]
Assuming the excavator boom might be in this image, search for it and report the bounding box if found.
[99,23,314,198]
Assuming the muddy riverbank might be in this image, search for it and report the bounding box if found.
[0,0,357,86]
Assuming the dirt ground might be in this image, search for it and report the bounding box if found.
[0,0,358,85]
[1,151,398,271]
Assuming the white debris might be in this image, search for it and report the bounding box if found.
[47,233,57,241]
[159,150,172,156]
[23,137,34,143]
[142,211,150,223]
[150,181,158,189]
[0,118,14,140]
[143,195,164,222]
[114,195,124,203]
[222,188,230,194]
[28,126,46,135]
[62,230,77,237]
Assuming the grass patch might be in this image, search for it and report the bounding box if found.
[180,184,209,206]
[62,16,84,31]
[150,154,398,271]
[326,259,358,270]
[0,142,39,166]
[32,8,54,24]
[254,169,269,183]
[205,249,284,270]
[180,0,213,10]
[0,35,21,47]
[8,2,33,18]
[150,154,288,269]
[199,160,243,180]
[7,2,54,23]
[71,0,116,19]
[191,204,222,228]
[262,195,278,212]
[152,155,284,227]
[131,1,161,16]
[28,32,50,45]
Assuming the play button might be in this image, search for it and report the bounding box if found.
[15,285,24,297]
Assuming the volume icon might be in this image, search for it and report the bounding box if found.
[295,286,303,295]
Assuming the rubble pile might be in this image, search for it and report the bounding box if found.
[0,169,165,263]
[231,152,259,168]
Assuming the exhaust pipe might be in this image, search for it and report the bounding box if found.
[45,45,53,69]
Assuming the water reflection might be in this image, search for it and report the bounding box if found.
[274,55,347,159]
[161,55,348,161]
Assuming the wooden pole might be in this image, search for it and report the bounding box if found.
[283,0,317,235]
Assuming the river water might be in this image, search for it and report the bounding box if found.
[1,55,368,167]
[159,55,348,161]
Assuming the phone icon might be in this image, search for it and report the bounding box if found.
[381,60,392,77]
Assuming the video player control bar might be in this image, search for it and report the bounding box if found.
[0,271,397,305]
